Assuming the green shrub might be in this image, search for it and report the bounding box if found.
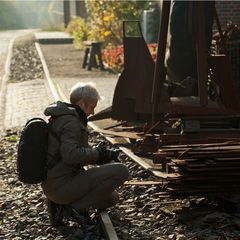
[67,17,88,49]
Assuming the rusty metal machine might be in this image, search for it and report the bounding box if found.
[90,1,240,196]
[91,1,240,121]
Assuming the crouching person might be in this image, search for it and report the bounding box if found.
[41,82,129,226]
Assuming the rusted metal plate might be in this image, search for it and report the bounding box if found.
[152,0,171,123]
[112,21,155,122]
[209,55,240,110]
[88,106,112,121]
[96,2,240,123]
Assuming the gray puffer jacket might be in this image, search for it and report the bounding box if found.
[41,101,99,194]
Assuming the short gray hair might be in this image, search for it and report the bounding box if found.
[70,82,101,104]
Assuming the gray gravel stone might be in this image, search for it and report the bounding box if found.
[2,32,240,240]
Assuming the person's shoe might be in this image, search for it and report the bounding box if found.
[62,205,91,226]
[46,199,63,227]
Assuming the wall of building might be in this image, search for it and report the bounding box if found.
[216,1,240,29]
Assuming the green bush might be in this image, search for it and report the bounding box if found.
[67,17,88,49]
[67,1,160,58]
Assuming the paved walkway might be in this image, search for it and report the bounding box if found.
[0,29,40,131]
[4,79,54,129]
[0,30,35,91]
[39,43,118,114]
[1,31,118,130]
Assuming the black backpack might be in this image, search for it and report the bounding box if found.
[17,117,59,184]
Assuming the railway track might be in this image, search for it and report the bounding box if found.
[35,41,172,239]
[34,37,240,240]
[36,42,169,179]
[3,35,240,239]
[36,42,121,240]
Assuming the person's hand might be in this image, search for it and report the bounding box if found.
[95,142,120,164]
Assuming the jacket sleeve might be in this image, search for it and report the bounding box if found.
[59,118,99,166]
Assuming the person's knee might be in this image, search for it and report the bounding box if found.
[109,191,120,206]
[114,163,129,182]
[112,191,119,202]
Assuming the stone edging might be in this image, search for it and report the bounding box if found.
[0,38,15,131]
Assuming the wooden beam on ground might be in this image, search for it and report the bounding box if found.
[119,147,177,179]
[98,211,118,240]
[92,127,143,139]
[89,122,177,179]
[124,180,163,185]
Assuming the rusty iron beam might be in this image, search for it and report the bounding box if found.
[111,20,155,122]
[151,0,171,123]
[195,1,208,107]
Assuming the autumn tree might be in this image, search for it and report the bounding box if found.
[85,1,157,46]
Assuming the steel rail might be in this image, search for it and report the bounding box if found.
[36,42,168,180]
[89,122,169,179]
[36,42,119,240]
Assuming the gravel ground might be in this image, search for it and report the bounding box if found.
[1,33,240,240]
[0,129,106,240]
[112,154,240,240]
[9,33,44,83]
[2,129,240,240]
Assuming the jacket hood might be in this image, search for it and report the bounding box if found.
[44,101,79,117]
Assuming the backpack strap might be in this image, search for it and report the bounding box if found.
[47,116,62,169]
[48,116,61,141]
[25,118,45,126]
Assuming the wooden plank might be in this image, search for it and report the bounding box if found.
[180,153,240,160]
[92,126,144,139]
[98,211,118,240]
[159,132,240,145]
[89,121,178,179]
[119,146,178,179]
[168,183,240,191]
[186,161,240,168]
[184,166,240,172]
[167,187,240,195]
[161,141,240,150]
[103,121,128,130]
[177,175,240,182]
[181,114,240,120]
[203,145,240,150]
[174,157,240,163]
[124,181,163,185]
[186,145,240,151]
[167,170,240,179]
[216,157,240,161]
[166,152,240,160]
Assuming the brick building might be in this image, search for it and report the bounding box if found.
[216,1,240,29]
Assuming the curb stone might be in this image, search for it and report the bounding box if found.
[0,38,15,132]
